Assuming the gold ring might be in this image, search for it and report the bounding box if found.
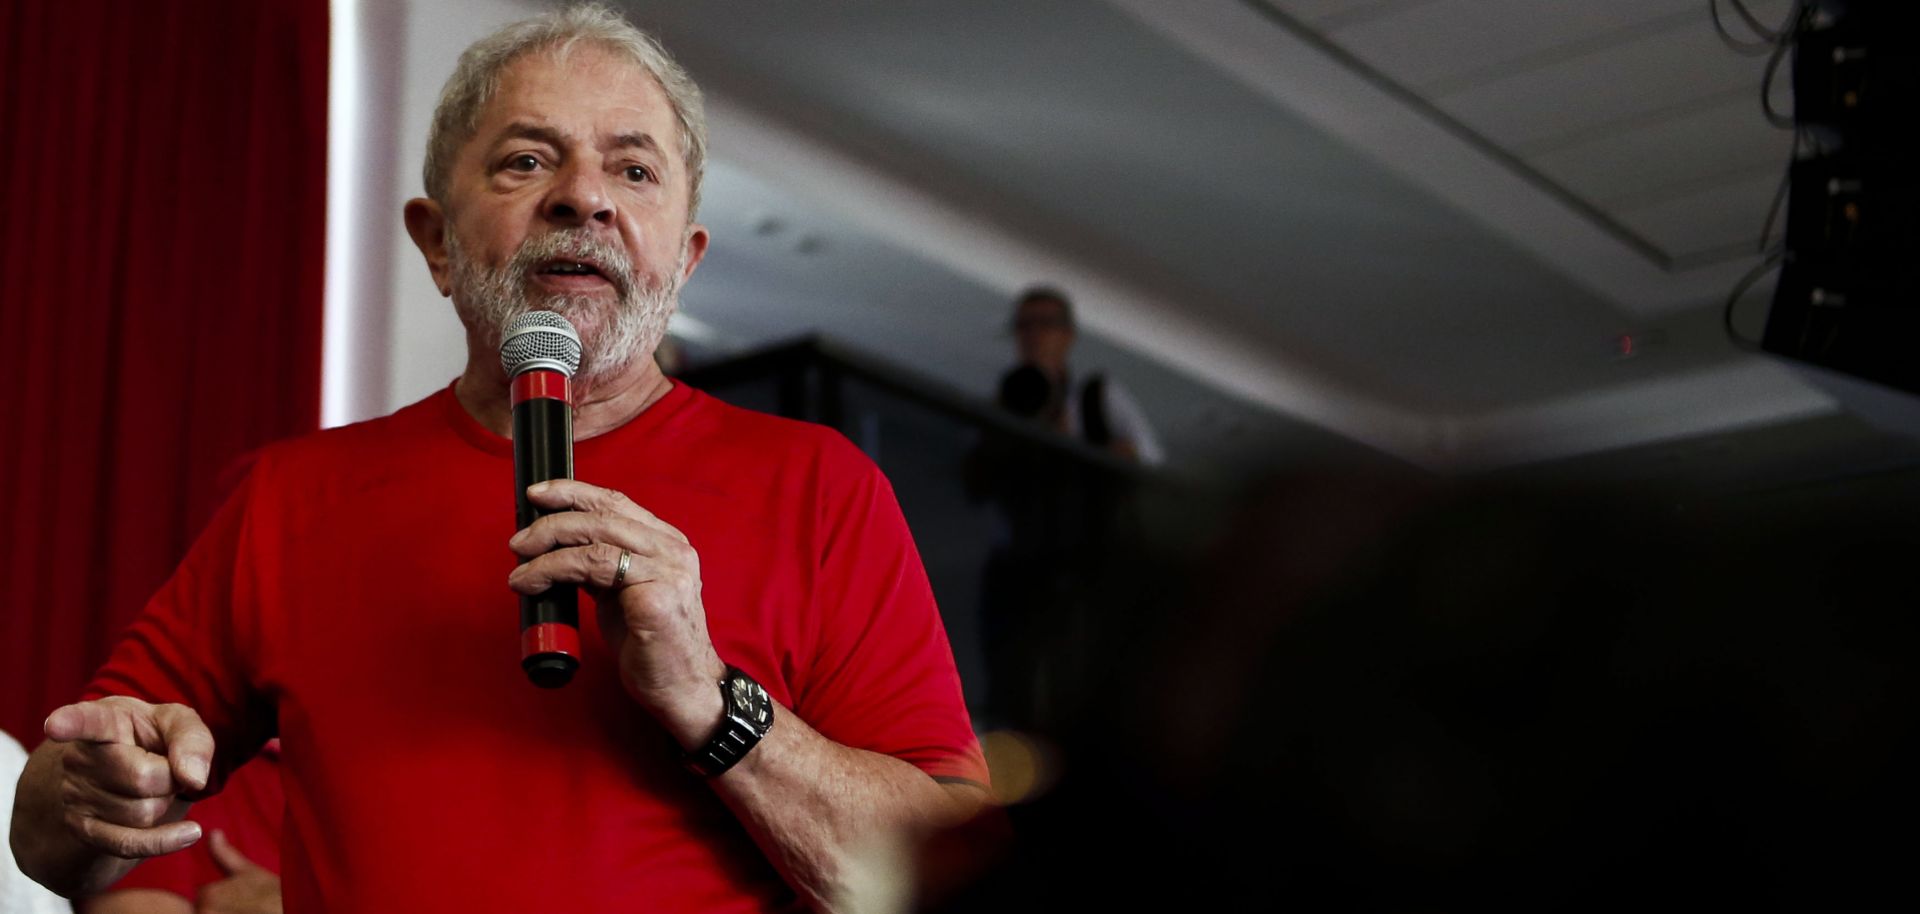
[613,550,632,587]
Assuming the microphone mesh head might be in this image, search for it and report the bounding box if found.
[499,311,583,377]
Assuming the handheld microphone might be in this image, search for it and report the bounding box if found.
[500,311,583,688]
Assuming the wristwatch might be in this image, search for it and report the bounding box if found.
[685,665,774,777]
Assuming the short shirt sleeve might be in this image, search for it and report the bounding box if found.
[82,456,277,791]
[790,446,989,786]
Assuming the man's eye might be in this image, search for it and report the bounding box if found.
[506,154,540,172]
[624,165,652,183]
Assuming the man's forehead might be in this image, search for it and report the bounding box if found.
[479,46,674,135]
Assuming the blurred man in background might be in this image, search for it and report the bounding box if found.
[969,287,1165,732]
[996,287,1164,467]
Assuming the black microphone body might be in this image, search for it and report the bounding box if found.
[501,312,585,688]
[513,370,578,688]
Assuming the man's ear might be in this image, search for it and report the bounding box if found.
[403,198,453,297]
[678,223,710,287]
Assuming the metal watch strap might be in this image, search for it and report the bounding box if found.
[685,666,773,777]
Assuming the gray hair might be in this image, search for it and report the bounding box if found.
[423,3,707,218]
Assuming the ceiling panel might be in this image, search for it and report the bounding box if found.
[1613,172,1782,257]
[1432,20,1774,149]
[1526,95,1790,206]
[1326,0,1693,90]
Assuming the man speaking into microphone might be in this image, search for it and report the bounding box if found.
[11,5,988,911]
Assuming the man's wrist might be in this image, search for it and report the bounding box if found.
[624,648,728,750]
[660,671,729,752]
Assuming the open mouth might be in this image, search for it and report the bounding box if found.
[536,258,608,281]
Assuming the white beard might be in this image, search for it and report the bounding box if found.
[449,228,682,387]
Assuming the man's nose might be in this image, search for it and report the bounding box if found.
[543,162,615,226]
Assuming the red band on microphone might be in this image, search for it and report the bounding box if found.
[511,370,570,407]
[522,622,581,660]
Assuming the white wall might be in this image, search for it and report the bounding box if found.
[325,0,542,427]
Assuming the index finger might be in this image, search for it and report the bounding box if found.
[45,700,143,746]
[526,480,688,544]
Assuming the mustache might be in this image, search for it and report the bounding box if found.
[506,231,636,298]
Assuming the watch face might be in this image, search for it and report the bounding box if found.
[689,667,774,776]
[728,673,774,730]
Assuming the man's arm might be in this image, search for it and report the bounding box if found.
[1098,379,1164,467]
[649,667,989,907]
[511,481,988,911]
[11,698,213,898]
[703,698,988,908]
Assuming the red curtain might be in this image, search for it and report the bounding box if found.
[0,0,328,744]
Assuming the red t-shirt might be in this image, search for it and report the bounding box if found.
[87,744,284,904]
[86,383,986,913]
